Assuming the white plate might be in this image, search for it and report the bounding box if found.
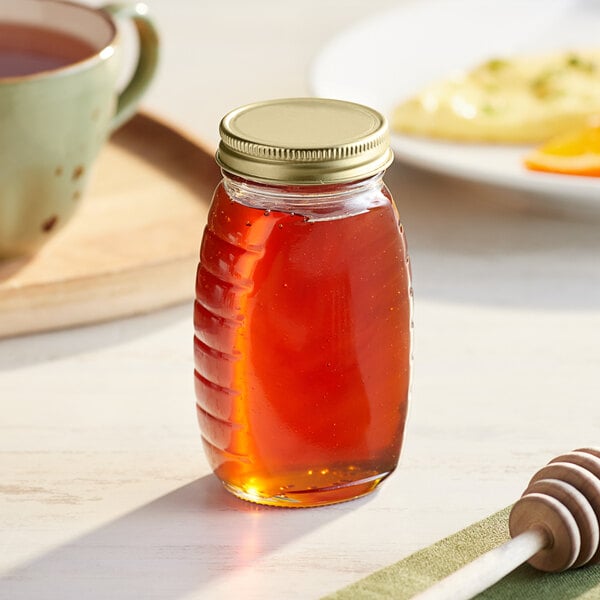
[310,0,600,204]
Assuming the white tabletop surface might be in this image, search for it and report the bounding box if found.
[2,1,600,599]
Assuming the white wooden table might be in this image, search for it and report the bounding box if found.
[2,1,600,598]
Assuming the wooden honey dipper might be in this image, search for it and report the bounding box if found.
[413,448,600,600]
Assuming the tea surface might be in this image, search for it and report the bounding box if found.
[0,23,96,77]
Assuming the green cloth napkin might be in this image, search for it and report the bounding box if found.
[323,506,600,600]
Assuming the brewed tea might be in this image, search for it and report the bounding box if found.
[0,23,96,78]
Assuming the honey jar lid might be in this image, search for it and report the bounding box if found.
[216,98,393,184]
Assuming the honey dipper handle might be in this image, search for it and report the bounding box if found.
[411,527,547,600]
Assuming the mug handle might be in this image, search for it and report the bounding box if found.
[101,2,159,131]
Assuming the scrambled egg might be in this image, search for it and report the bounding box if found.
[392,51,600,143]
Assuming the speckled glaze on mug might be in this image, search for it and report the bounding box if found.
[0,1,159,258]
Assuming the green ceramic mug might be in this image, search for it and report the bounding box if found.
[0,0,159,258]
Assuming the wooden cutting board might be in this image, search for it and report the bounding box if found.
[0,112,221,338]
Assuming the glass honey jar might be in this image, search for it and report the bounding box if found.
[194,98,412,507]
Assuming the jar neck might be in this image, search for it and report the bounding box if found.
[222,171,387,221]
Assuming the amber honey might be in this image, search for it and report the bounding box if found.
[195,98,412,507]
[194,177,411,506]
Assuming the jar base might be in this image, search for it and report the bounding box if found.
[221,471,392,508]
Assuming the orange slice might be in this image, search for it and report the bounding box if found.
[524,123,600,176]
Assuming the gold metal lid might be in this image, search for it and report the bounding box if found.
[216,98,393,184]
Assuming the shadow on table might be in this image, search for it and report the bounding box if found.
[387,164,600,310]
[0,302,191,371]
[0,474,361,600]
